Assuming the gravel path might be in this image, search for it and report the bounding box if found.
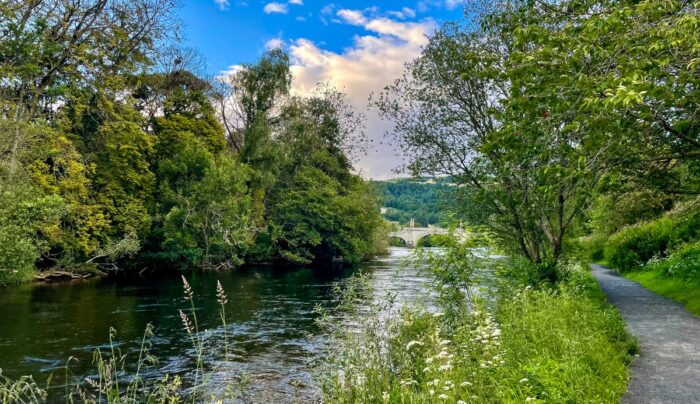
[590,264,700,404]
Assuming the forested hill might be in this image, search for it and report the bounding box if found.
[372,178,452,227]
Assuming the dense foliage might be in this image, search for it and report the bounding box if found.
[0,1,384,283]
[377,0,700,269]
[373,178,451,226]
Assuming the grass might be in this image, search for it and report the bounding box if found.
[625,270,700,316]
[615,241,700,316]
[317,249,636,403]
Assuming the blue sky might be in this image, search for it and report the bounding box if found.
[178,0,466,178]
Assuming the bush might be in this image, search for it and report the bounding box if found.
[604,208,700,272]
[0,180,64,284]
[645,242,700,282]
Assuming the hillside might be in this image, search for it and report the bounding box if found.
[372,178,452,227]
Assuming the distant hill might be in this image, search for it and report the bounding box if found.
[372,178,453,227]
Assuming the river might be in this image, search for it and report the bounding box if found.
[0,247,431,402]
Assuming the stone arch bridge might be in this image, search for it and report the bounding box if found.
[389,220,467,248]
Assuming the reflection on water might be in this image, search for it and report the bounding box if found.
[0,248,431,402]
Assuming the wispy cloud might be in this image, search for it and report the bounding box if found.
[289,0,303,5]
[213,0,229,10]
[336,9,367,26]
[263,2,288,14]
[445,0,462,10]
[265,38,285,50]
[387,7,416,19]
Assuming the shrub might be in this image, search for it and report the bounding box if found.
[604,208,700,272]
[644,242,700,282]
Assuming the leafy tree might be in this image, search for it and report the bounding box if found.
[215,49,291,162]
[0,173,64,283]
[160,154,254,269]
[266,93,381,264]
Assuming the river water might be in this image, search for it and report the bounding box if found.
[0,248,431,402]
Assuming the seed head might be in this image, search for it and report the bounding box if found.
[216,280,228,305]
[181,276,193,300]
[179,309,193,335]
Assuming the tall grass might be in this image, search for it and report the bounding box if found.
[317,248,636,403]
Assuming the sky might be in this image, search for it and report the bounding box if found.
[178,0,465,179]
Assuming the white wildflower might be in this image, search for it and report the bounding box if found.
[519,378,529,383]
[406,340,423,350]
[460,381,473,387]
[438,394,449,399]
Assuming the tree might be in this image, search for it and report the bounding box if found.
[266,92,381,264]
[376,10,609,267]
[215,49,291,161]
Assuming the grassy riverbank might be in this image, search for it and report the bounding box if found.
[318,251,637,403]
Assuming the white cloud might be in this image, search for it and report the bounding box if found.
[213,0,229,10]
[287,17,437,178]
[336,9,367,26]
[445,0,462,9]
[388,7,417,19]
[265,38,285,50]
[289,0,303,5]
[263,2,288,14]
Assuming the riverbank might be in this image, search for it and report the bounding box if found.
[319,251,637,403]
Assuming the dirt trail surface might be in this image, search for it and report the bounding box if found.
[590,264,700,404]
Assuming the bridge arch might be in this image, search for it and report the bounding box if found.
[389,236,408,247]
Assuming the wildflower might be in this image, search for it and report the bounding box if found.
[433,312,444,318]
[460,381,472,387]
[356,375,366,386]
[519,378,529,383]
[406,340,423,350]
[438,351,449,358]
[382,391,389,403]
[400,379,417,387]
[525,397,537,402]
[458,401,467,404]
[440,339,451,346]
[438,394,449,399]
[181,276,193,300]
[423,367,431,373]
[429,389,435,396]
[439,364,453,372]
[426,357,434,364]
[216,280,228,305]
